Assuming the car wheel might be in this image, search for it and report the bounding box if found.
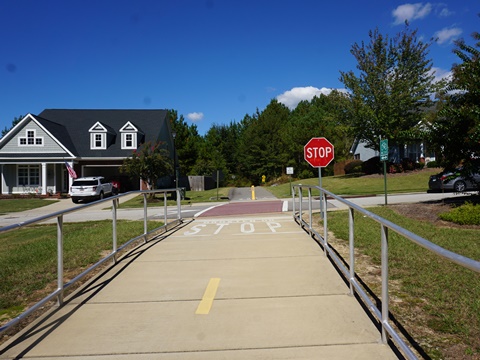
[72,197,80,204]
[454,180,466,192]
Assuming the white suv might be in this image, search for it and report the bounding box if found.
[69,176,114,203]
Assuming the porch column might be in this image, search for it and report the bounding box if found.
[42,162,47,195]
[53,164,57,194]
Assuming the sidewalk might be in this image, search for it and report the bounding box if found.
[0,213,398,359]
[0,193,144,227]
[31,192,139,213]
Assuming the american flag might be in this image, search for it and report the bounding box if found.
[65,161,77,179]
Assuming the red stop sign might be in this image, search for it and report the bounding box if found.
[304,137,335,167]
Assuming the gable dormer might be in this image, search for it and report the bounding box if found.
[89,122,108,150]
[18,128,43,147]
[120,121,142,149]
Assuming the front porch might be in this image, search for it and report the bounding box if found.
[0,160,139,196]
[1,162,71,196]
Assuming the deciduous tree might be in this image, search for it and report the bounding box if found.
[428,30,480,172]
[340,24,438,152]
[282,91,354,177]
[120,141,172,191]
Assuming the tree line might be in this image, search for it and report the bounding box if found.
[169,23,480,185]
[168,91,352,186]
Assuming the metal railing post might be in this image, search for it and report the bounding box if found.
[176,189,181,220]
[381,224,389,344]
[323,191,328,256]
[164,191,168,225]
[308,187,312,234]
[292,185,296,218]
[143,193,148,242]
[299,186,303,224]
[57,215,64,306]
[112,198,118,263]
[349,208,355,296]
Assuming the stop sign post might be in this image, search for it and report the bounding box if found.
[304,137,334,217]
[304,137,335,168]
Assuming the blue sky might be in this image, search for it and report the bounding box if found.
[0,1,477,135]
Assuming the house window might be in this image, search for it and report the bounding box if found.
[120,121,139,150]
[19,129,43,146]
[125,134,133,147]
[122,133,136,149]
[18,165,40,186]
[89,122,108,150]
[91,133,106,149]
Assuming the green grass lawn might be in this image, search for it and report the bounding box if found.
[267,168,440,198]
[322,207,480,359]
[0,220,162,324]
[0,198,59,214]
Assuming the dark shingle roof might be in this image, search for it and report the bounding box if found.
[37,109,170,158]
[30,114,79,156]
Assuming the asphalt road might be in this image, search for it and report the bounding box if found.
[0,188,474,228]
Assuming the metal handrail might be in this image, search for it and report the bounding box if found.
[0,188,183,336]
[292,184,480,360]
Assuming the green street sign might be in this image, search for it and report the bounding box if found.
[380,139,388,161]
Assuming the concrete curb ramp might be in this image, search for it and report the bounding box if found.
[0,214,398,359]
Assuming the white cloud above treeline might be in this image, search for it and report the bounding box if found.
[276,86,334,109]
[187,112,204,122]
[392,3,432,25]
[434,27,462,44]
[430,67,452,82]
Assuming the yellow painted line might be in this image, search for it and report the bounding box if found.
[195,278,221,315]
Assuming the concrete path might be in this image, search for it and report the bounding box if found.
[228,186,277,201]
[197,200,286,217]
[0,213,398,359]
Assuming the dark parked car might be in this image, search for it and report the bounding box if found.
[428,168,480,192]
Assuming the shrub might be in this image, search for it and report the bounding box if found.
[362,156,382,174]
[426,160,438,168]
[415,161,425,170]
[388,163,403,173]
[298,169,314,179]
[401,158,416,171]
[344,160,364,174]
[322,165,334,177]
[439,202,480,225]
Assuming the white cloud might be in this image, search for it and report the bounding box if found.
[438,7,453,18]
[392,3,432,25]
[434,27,462,44]
[430,67,452,83]
[277,86,333,109]
[187,112,204,122]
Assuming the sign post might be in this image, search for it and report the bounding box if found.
[304,138,335,216]
[286,167,294,195]
[380,139,388,205]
